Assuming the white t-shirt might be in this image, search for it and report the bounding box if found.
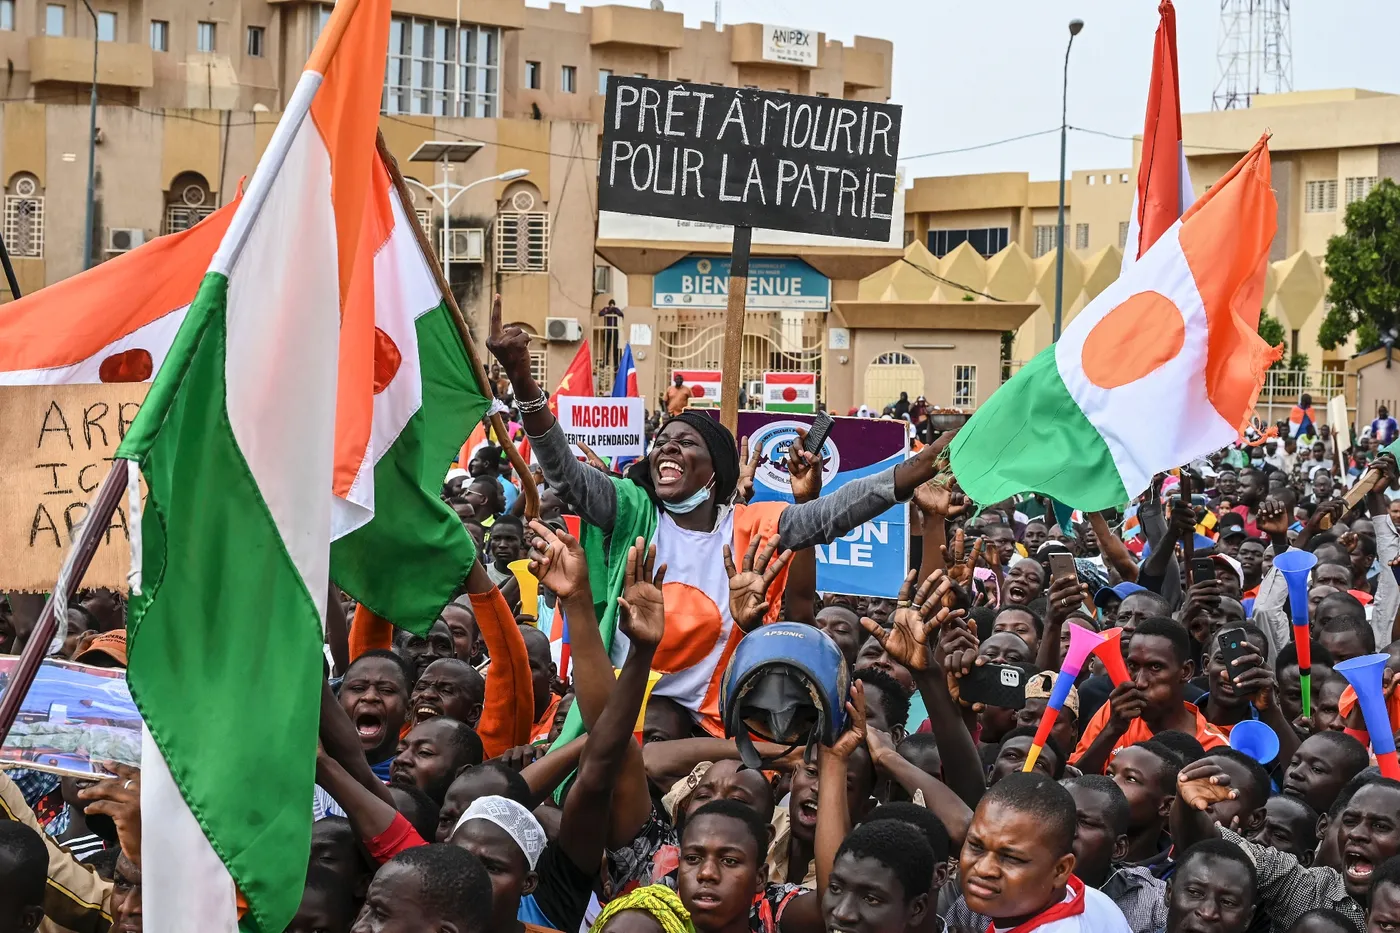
[987,878,1131,933]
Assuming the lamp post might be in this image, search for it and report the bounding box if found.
[1052,17,1083,342]
[80,0,99,270]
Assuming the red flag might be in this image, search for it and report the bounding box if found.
[1122,0,1194,271]
[549,340,595,415]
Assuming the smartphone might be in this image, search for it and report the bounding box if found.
[959,663,1030,710]
[1048,552,1077,584]
[1190,557,1216,583]
[804,412,834,454]
[1217,626,1254,683]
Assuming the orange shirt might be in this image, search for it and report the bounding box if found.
[1071,700,1228,772]
[530,692,562,744]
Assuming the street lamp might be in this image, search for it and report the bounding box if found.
[80,0,99,270]
[1052,17,1084,342]
[407,140,528,291]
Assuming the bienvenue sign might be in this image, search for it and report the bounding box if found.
[599,77,902,241]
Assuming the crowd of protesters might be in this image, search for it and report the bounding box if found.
[4,317,1400,933]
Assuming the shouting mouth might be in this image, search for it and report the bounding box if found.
[415,701,443,722]
[354,710,385,747]
[656,458,685,486]
[1344,851,1375,885]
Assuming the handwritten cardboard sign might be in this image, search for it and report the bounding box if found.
[599,77,902,241]
[0,384,147,592]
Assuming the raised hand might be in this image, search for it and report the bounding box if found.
[1177,761,1241,812]
[724,535,793,630]
[941,529,985,589]
[1256,498,1290,536]
[912,481,969,519]
[526,519,589,600]
[1224,647,1277,711]
[79,762,142,866]
[786,427,823,504]
[1106,680,1148,735]
[859,570,956,672]
[1045,572,1090,627]
[828,682,867,760]
[484,294,533,381]
[736,435,766,505]
[865,724,899,771]
[618,539,667,650]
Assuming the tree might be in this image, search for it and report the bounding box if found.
[1318,178,1400,350]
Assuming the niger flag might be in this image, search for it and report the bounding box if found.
[950,136,1282,511]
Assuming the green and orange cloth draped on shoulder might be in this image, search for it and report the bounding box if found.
[948,135,1281,513]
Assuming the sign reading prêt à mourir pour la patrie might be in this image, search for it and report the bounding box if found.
[599,77,902,241]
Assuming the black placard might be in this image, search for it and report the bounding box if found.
[599,78,902,242]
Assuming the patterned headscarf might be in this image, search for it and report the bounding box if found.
[591,885,694,933]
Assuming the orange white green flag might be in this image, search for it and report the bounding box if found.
[949,136,1281,511]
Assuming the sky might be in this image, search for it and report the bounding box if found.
[538,0,1400,181]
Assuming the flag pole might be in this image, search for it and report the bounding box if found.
[0,460,128,741]
[376,131,540,520]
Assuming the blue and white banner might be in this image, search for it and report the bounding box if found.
[731,412,908,598]
[653,256,831,311]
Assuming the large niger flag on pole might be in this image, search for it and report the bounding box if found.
[0,46,482,638]
[949,136,1281,512]
[110,0,472,927]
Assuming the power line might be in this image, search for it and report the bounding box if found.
[901,128,1060,161]
[1068,124,1252,153]
[898,257,1006,302]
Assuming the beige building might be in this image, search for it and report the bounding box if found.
[896,88,1400,406]
[0,0,894,397]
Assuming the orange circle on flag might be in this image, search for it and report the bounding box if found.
[98,348,153,383]
[372,327,402,395]
[1082,290,1185,390]
[653,581,724,673]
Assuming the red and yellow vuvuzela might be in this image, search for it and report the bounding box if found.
[949,135,1282,511]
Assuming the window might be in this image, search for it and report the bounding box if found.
[816,91,829,98]
[0,2,12,31]
[383,17,502,118]
[597,68,612,94]
[150,19,168,51]
[45,3,64,36]
[561,65,576,93]
[1075,223,1089,250]
[927,227,1009,259]
[529,349,548,387]
[525,60,540,89]
[1086,174,1096,185]
[495,211,550,273]
[5,174,44,259]
[593,265,611,294]
[1103,174,1111,184]
[1119,221,1130,250]
[246,25,264,57]
[1345,176,1378,205]
[197,21,216,52]
[1120,173,1130,183]
[164,174,215,234]
[634,72,647,78]
[953,365,977,407]
[1304,179,1338,213]
[97,10,116,41]
[1033,225,1061,258]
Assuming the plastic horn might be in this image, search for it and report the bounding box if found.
[1273,549,1319,718]
[1093,627,1131,687]
[508,558,540,615]
[1024,625,1105,772]
[1228,719,1280,765]
[1334,654,1400,779]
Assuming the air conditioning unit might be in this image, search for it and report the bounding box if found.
[443,227,485,263]
[106,227,145,254]
[545,317,583,342]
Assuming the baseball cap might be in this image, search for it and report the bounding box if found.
[1024,670,1080,719]
[1220,525,1248,540]
[73,630,127,668]
[1211,553,1245,588]
[1093,581,1147,609]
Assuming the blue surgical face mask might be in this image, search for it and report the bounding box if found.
[662,478,715,514]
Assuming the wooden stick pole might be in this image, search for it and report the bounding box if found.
[376,132,539,520]
[719,225,752,435]
[0,460,128,740]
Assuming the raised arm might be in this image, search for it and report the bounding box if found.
[815,684,866,895]
[486,297,618,530]
[465,559,534,757]
[556,544,664,872]
[319,679,396,807]
[782,428,823,626]
[527,520,653,848]
[1088,511,1139,583]
[867,725,973,844]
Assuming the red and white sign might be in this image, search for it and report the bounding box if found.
[763,372,817,413]
[674,370,722,408]
[556,396,645,459]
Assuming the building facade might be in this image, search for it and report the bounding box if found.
[0,0,896,402]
